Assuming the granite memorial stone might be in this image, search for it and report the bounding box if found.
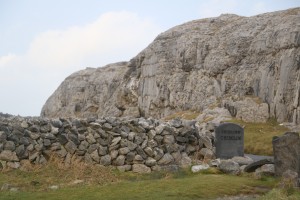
[216,123,244,159]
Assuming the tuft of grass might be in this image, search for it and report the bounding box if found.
[199,167,222,175]
[227,118,290,155]
[163,110,201,121]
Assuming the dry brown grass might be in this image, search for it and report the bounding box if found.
[227,118,290,155]
[163,110,201,121]
[0,154,118,192]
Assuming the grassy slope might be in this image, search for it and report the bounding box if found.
[228,118,289,155]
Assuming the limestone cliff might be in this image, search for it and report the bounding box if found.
[41,8,300,124]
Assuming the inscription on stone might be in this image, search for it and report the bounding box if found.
[216,123,244,159]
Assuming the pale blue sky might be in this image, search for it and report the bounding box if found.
[0,0,299,116]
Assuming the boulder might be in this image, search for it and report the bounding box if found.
[0,150,19,162]
[145,158,157,167]
[132,164,151,173]
[90,150,100,163]
[231,156,253,166]
[254,164,275,178]
[244,158,274,173]
[4,141,16,151]
[199,148,214,160]
[191,164,209,173]
[218,160,240,175]
[114,155,125,166]
[272,132,300,177]
[119,147,130,155]
[158,153,174,165]
[64,141,77,154]
[117,165,132,172]
[280,170,299,188]
[100,155,111,166]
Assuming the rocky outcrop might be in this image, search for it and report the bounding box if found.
[41,8,300,124]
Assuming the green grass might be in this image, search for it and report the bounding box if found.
[259,188,300,200]
[0,168,277,200]
[227,118,290,155]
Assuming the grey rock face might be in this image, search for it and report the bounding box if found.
[273,132,300,176]
[41,8,300,125]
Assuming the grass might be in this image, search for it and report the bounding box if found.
[163,111,201,121]
[227,118,290,155]
[0,165,277,200]
[259,188,300,200]
[0,156,118,192]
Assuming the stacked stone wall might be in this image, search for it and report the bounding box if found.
[0,116,215,172]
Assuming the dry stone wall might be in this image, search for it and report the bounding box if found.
[0,116,215,172]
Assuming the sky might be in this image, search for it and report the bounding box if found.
[0,0,299,117]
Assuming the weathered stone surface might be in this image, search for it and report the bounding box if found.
[126,152,135,163]
[231,156,253,166]
[86,134,96,144]
[133,154,144,164]
[15,145,26,158]
[0,150,19,162]
[199,148,214,160]
[280,170,299,188]
[225,98,269,123]
[111,137,121,146]
[145,157,156,167]
[110,150,118,160]
[100,155,111,166]
[191,164,209,173]
[136,146,147,160]
[98,145,107,156]
[254,164,275,177]
[132,164,151,173]
[90,150,100,163]
[218,160,240,175]
[273,132,300,177]
[158,153,174,165]
[41,8,300,126]
[117,165,132,172]
[179,153,192,168]
[163,135,175,144]
[56,147,68,158]
[87,144,99,154]
[7,161,20,169]
[4,141,15,151]
[114,155,125,166]
[244,158,274,173]
[58,134,68,145]
[119,147,130,155]
[65,141,77,154]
